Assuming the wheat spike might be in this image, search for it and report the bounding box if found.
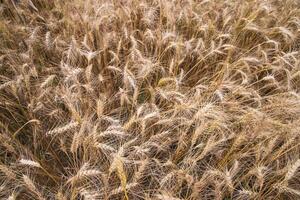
[46,121,79,135]
[19,159,41,168]
[285,159,300,182]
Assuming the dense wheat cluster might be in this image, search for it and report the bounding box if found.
[1,0,300,199]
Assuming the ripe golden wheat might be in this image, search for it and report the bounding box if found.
[1,0,300,199]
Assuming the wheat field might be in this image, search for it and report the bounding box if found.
[0,0,300,199]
